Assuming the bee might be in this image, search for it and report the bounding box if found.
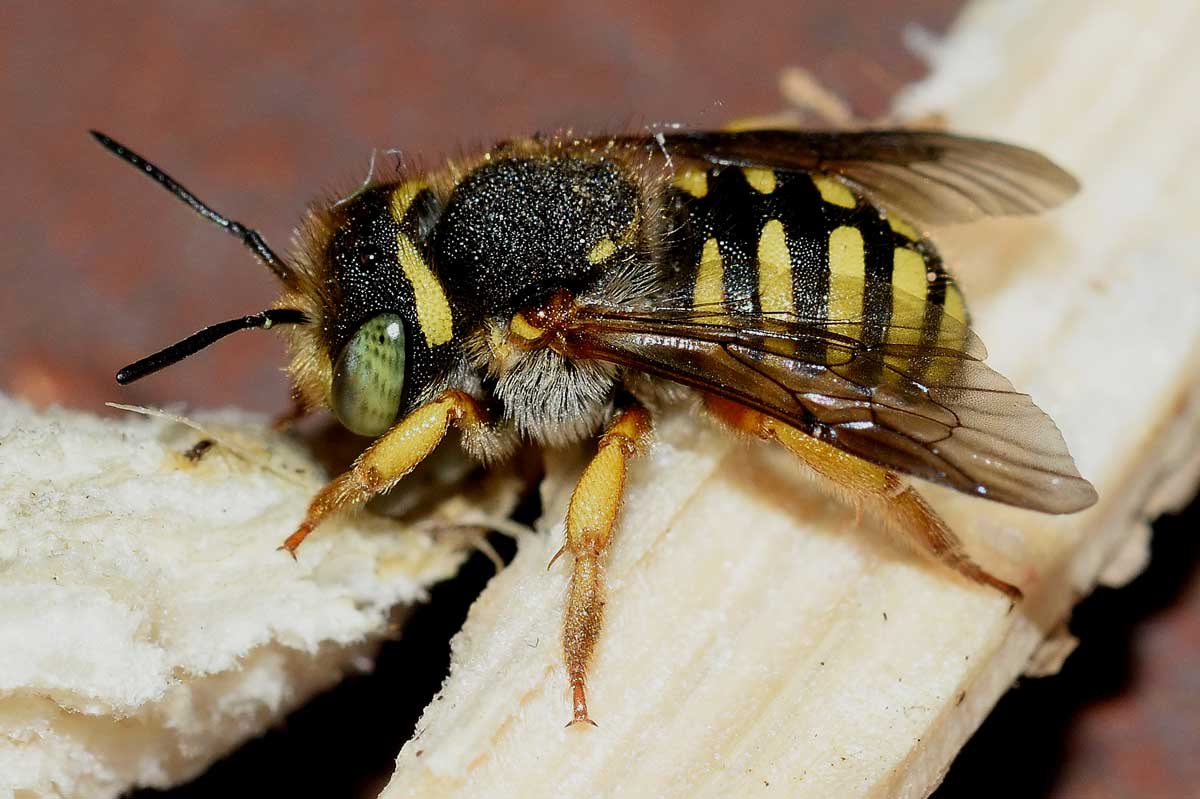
[94,126,1098,726]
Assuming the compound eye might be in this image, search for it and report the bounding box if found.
[331,313,407,436]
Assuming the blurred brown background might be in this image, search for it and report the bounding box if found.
[1,2,1195,797]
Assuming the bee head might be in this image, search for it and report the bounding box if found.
[94,133,461,437]
[282,183,458,436]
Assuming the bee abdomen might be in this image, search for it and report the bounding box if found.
[669,164,966,360]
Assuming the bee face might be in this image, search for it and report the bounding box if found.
[291,183,462,432]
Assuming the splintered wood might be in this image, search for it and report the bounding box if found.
[380,1,1200,796]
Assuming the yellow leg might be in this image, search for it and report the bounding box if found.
[557,403,653,727]
[706,396,1021,601]
[280,390,487,555]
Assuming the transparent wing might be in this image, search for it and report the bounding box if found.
[621,128,1079,226]
[565,283,1096,513]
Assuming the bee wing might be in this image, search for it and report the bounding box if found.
[565,286,1097,514]
[627,129,1079,226]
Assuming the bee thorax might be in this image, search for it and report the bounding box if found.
[489,346,618,449]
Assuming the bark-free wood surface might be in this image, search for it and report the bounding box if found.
[377,1,1200,796]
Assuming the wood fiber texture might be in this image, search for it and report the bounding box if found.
[376,1,1200,796]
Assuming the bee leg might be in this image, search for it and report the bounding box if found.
[280,390,487,555]
[558,402,653,727]
[705,396,1022,601]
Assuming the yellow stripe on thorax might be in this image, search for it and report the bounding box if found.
[509,312,543,341]
[693,237,725,311]
[587,237,617,264]
[757,219,793,315]
[396,232,453,347]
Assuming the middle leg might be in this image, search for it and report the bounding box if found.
[557,401,653,727]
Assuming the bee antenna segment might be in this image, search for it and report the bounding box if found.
[115,308,309,385]
[89,130,298,288]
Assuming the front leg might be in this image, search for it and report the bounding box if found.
[281,390,487,555]
[558,402,653,727]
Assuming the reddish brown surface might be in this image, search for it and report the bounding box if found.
[1,3,1195,797]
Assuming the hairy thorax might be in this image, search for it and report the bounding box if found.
[429,148,659,455]
[455,293,617,457]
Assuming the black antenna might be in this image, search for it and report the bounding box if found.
[90,130,298,288]
[116,308,308,385]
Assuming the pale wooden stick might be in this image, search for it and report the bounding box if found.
[0,399,489,798]
[380,1,1200,796]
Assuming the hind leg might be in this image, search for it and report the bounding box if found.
[706,396,1021,601]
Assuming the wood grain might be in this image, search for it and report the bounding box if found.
[377,1,1200,796]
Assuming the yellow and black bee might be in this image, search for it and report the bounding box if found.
[95,126,1097,726]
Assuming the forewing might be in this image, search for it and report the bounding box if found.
[628,129,1079,226]
[567,286,1096,514]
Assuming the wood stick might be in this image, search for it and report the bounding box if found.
[379,1,1200,795]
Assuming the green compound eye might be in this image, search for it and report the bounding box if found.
[331,313,408,437]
